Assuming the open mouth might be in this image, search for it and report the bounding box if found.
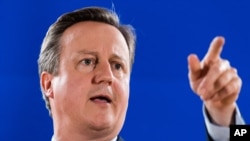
[90,95,112,103]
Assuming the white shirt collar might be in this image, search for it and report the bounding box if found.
[51,135,117,141]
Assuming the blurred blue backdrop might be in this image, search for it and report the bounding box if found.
[0,0,249,140]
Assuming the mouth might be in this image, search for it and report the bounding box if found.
[90,95,112,104]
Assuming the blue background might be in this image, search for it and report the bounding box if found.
[0,0,249,140]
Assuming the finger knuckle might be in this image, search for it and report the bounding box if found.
[223,59,230,67]
[211,63,221,73]
[229,81,238,93]
[215,80,223,90]
[224,86,231,94]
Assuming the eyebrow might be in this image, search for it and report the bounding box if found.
[76,49,98,56]
[110,54,127,63]
[75,49,128,64]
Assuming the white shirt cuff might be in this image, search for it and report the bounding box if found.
[203,104,245,141]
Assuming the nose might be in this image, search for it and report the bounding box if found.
[93,61,114,85]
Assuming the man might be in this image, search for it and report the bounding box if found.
[38,6,244,141]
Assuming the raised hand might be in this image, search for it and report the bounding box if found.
[188,36,242,126]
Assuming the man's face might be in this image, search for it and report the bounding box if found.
[48,21,130,136]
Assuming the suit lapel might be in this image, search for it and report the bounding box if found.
[117,136,125,141]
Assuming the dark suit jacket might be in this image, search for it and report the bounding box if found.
[117,136,124,141]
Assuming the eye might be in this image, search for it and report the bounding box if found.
[113,63,122,70]
[80,58,96,66]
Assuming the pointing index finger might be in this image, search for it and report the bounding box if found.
[203,36,225,64]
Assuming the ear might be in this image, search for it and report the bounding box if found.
[40,72,54,98]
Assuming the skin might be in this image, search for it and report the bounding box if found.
[188,36,242,126]
[41,21,130,141]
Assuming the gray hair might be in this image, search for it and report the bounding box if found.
[38,6,136,115]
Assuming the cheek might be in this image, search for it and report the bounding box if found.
[114,79,130,107]
[114,80,129,125]
[52,75,90,112]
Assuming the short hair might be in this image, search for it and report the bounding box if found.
[38,6,136,115]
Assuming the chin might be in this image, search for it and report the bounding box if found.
[88,116,115,131]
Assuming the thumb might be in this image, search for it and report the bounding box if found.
[188,54,202,81]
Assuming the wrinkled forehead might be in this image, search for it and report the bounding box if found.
[59,21,130,62]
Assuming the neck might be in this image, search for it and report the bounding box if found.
[53,121,118,141]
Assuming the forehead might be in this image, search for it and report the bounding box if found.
[61,21,127,46]
[60,21,129,57]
